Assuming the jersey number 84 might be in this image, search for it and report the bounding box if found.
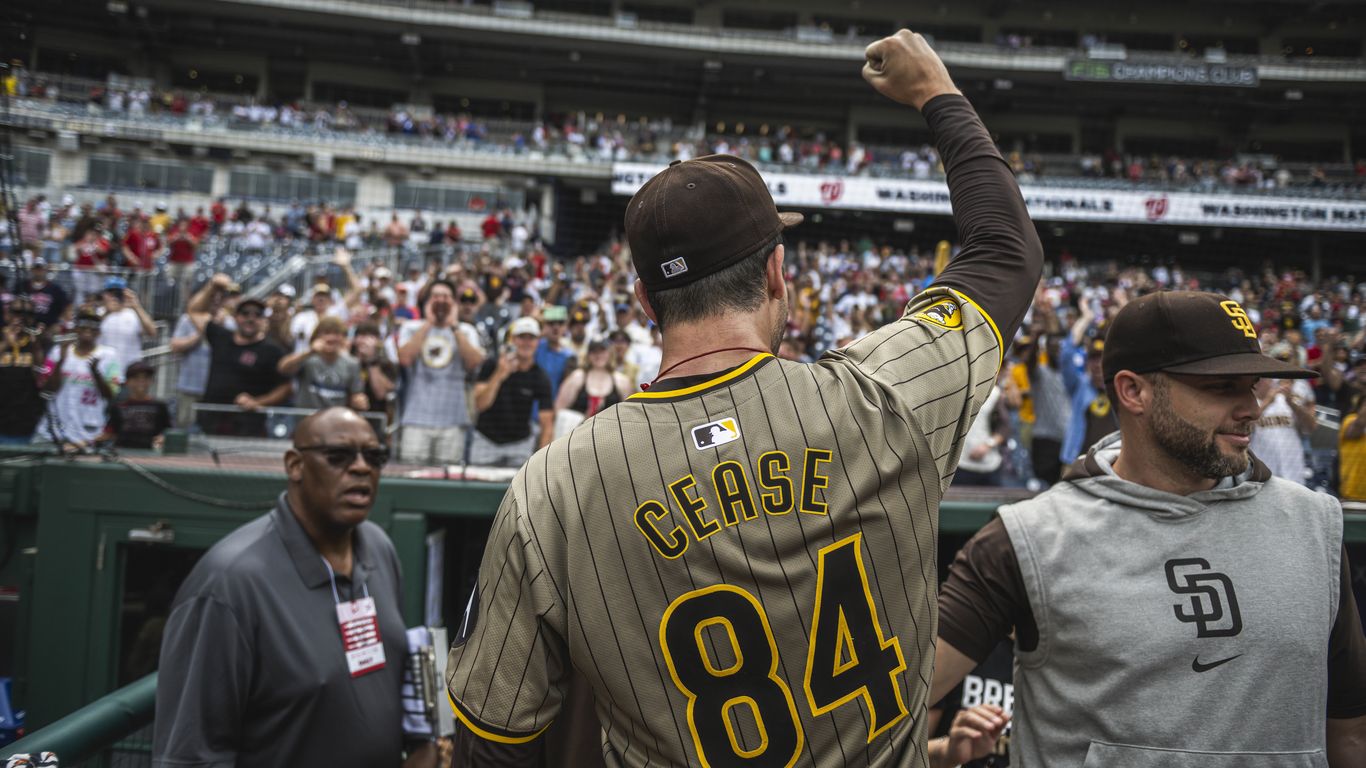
[659,532,909,767]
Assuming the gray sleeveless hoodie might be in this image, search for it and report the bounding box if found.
[998,432,1342,768]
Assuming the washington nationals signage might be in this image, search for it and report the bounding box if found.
[611,163,1366,232]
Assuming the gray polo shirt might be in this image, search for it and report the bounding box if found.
[154,496,407,768]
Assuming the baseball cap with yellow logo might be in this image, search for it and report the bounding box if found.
[1102,291,1316,382]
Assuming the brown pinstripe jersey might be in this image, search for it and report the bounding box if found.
[446,284,1005,767]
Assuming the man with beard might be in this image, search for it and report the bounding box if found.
[933,291,1366,767]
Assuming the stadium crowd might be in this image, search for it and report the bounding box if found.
[2,191,1364,499]
[9,66,1364,192]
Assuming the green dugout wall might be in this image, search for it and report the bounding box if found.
[4,455,1365,731]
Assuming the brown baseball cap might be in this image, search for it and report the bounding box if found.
[1103,291,1316,381]
[625,154,802,292]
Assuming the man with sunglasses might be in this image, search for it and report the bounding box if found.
[187,274,291,435]
[156,407,436,767]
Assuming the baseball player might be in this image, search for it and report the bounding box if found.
[446,31,1043,766]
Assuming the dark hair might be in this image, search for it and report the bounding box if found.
[647,236,779,330]
[419,278,457,311]
[354,321,382,338]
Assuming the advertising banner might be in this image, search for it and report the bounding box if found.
[611,163,1366,232]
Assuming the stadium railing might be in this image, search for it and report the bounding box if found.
[3,673,156,767]
[11,97,1363,199]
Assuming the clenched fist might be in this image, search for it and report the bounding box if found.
[862,30,960,110]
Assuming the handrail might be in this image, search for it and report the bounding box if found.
[4,673,157,764]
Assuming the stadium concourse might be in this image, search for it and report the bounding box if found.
[2,189,1364,497]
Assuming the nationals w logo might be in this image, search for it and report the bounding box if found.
[1165,558,1242,638]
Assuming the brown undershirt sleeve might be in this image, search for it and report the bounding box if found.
[937,516,1039,662]
[919,93,1044,347]
[1328,545,1366,718]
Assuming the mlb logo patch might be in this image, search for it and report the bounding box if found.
[691,418,740,450]
[662,257,689,279]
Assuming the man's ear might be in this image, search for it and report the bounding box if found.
[1112,371,1147,417]
[633,280,658,325]
[284,449,304,483]
[767,244,787,300]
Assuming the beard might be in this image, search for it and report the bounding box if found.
[1149,378,1250,480]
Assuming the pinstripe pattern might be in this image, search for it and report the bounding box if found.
[447,286,1001,767]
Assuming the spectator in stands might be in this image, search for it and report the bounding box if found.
[470,317,554,467]
[607,329,638,385]
[16,258,70,333]
[628,322,663,388]
[954,376,1011,486]
[109,360,172,450]
[166,217,200,302]
[480,212,501,241]
[99,278,156,370]
[0,296,51,444]
[1061,335,1117,465]
[291,282,346,353]
[209,198,227,233]
[534,305,575,399]
[278,316,367,412]
[564,308,592,362]
[392,284,418,321]
[1250,345,1318,485]
[396,279,485,465]
[554,339,633,420]
[72,226,111,304]
[265,284,296,350]
[149,203,171,234]
[35,309,120,451]
[170,303,217,429]
[383,213,408,249]
[1309,327,1353,411]
[351,322,397,428]
[1341,362,1366,501]
[475,281,514,346]
[17,197,46,248]
[121,216,161,271]
[187,276,291,436]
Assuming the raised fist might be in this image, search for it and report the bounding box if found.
[862,30,960,110]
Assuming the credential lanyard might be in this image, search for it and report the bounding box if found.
[321,555,386,678]
[320,555,370,604]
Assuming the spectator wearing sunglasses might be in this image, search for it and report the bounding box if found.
[155,407,439,767]
[186,275,291,435]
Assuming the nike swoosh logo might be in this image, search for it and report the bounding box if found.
[1191,654,1242,673]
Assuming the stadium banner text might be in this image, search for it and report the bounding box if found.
[1063,58,1259,87]
[611,164,1366,232]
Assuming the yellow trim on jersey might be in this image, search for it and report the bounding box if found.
[948,289,1004,366]
[628,353,774,400]
[447,691,552,745]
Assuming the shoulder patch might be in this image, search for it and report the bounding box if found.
[913,299,963,330]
